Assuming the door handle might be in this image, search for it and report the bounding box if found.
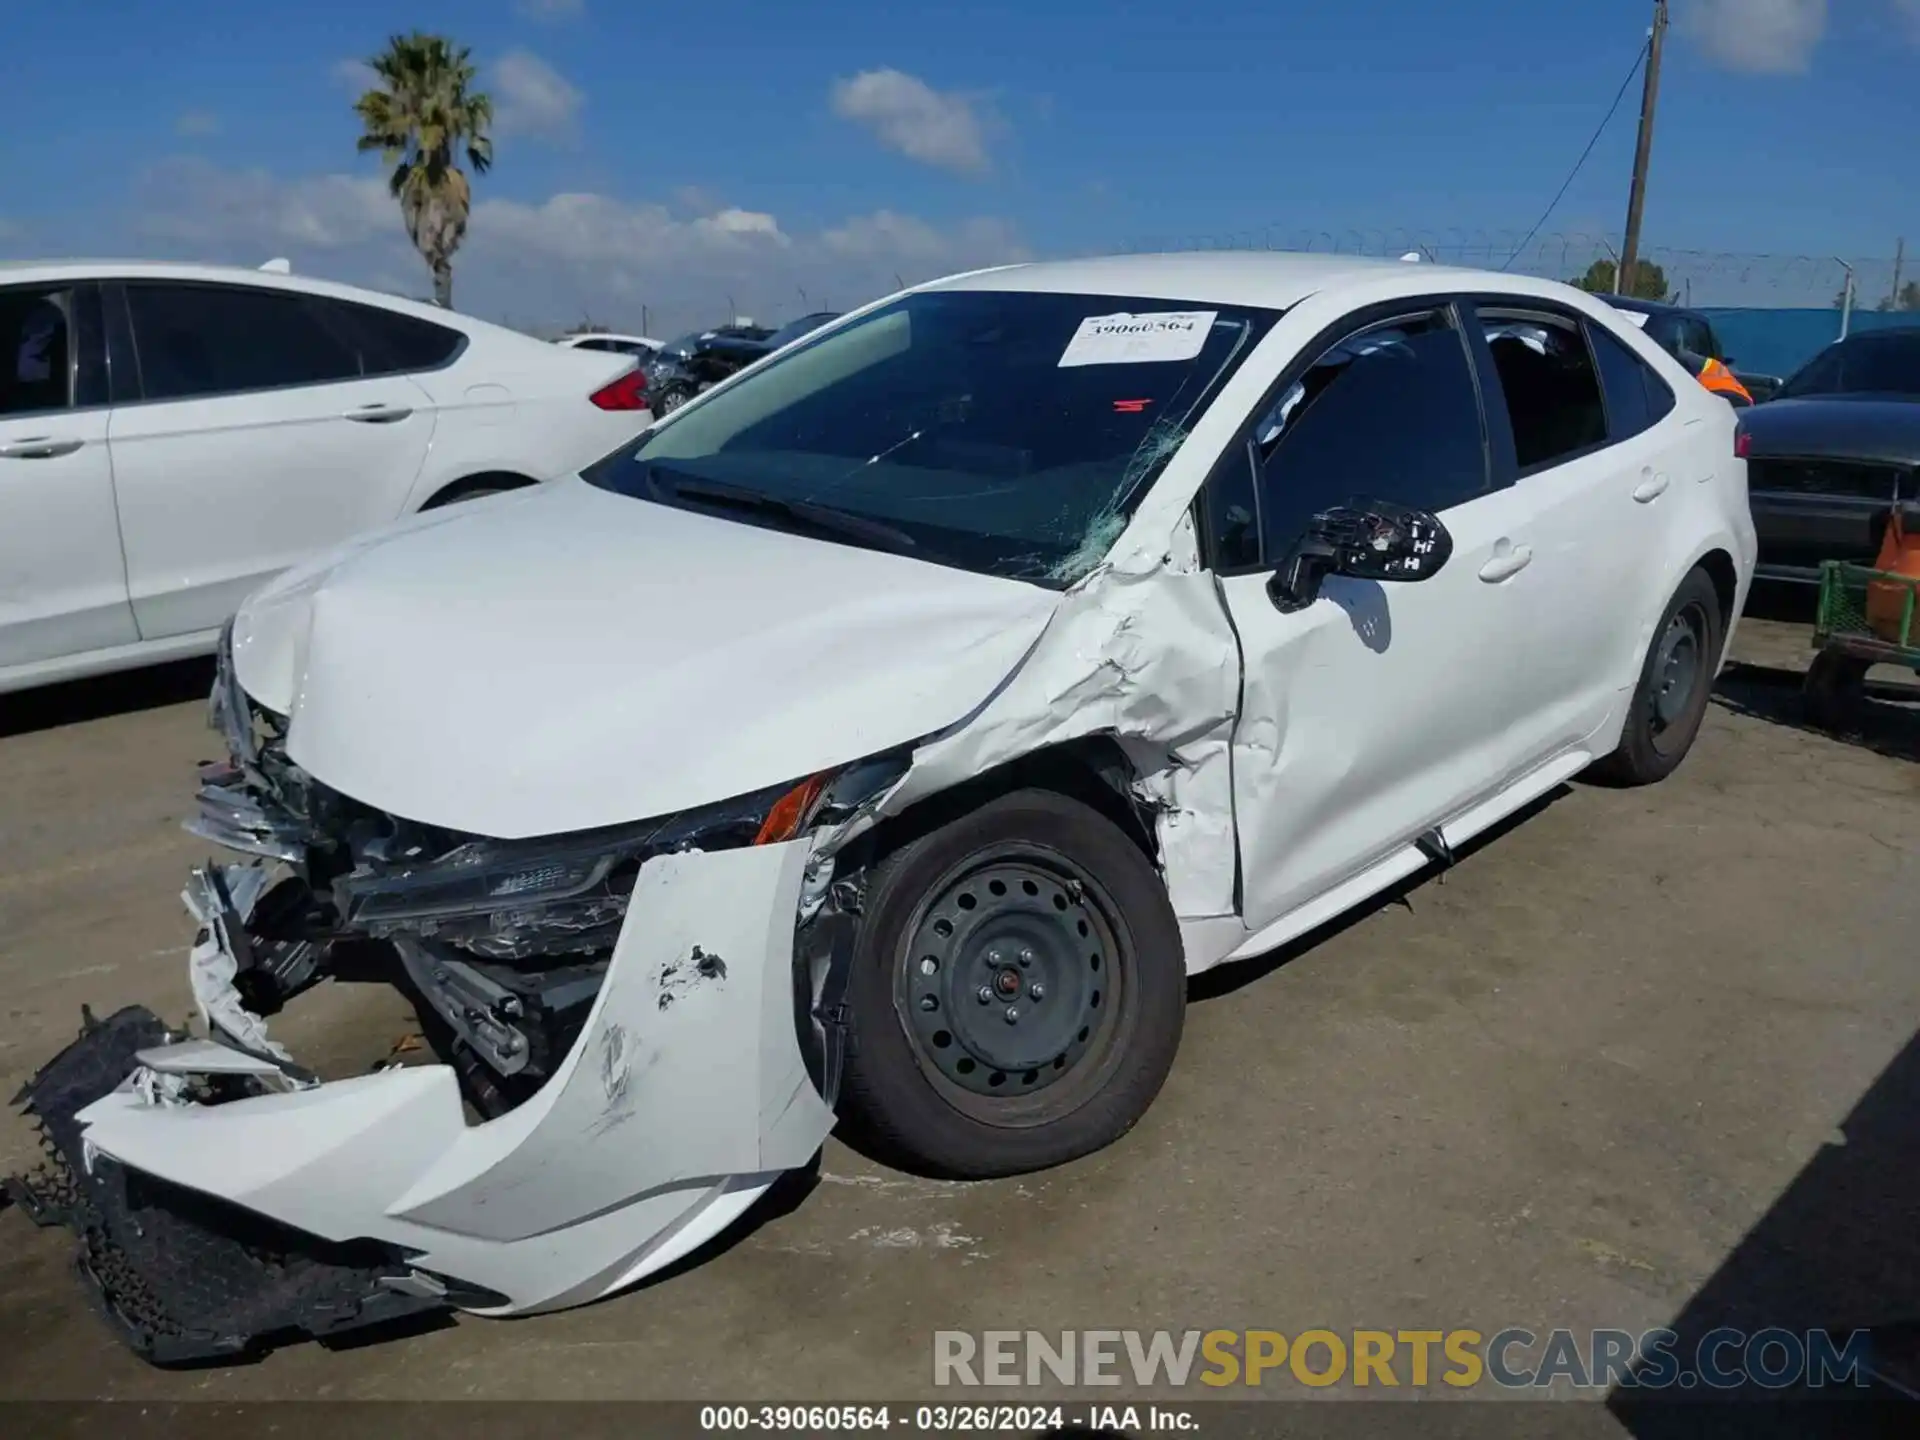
[343,403,414,424]
[1632,473,1670,503]
[1478,544,1533,583]
[0,436,83,459]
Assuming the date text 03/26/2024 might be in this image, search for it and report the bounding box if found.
[699,1405,1197,1432]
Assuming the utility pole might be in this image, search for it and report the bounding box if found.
[1618,0,1669,298]
[1889,238,1906,310]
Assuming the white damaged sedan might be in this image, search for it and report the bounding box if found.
[8,253,1755,1362]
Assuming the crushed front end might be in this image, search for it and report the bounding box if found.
[6,629,844,1364]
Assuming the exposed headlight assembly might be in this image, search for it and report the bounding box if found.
[328,756,906,955]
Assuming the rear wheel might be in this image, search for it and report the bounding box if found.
[1804,649,1869,733]
[1592,567,1724,785]
[837,789,1185,1178]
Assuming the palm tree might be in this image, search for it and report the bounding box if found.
[351,32,493,309]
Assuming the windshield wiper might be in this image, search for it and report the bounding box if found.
[658,474,922,557]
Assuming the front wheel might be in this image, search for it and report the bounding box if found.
[836,789,1186,1179]
[1592,567,1725,786]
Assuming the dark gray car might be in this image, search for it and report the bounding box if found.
[1605,296,1781,403]
[1739,326,1920,583]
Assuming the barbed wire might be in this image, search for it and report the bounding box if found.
[492,228,1912,337]
[1104,228,1907,305]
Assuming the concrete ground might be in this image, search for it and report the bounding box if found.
[1,599,1917,1411]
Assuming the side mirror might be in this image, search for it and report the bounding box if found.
[1267,500,1454,614]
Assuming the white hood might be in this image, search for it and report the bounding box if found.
[231,479,1061,838]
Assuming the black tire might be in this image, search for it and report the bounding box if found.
[654,385,693,415]
[1592,567,1725,786]
[836,789,1186,1179]
[1804,649,1869,733]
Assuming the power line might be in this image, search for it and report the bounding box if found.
[1501,38,1651,271]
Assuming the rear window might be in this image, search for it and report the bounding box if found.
[1587,321,1676,441]
[317,298,464,374]
[586,289,1277,585]
[1780,332,1920,399]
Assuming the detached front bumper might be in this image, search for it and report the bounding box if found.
[8,841,835,1363]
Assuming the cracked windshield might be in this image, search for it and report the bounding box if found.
[586,290,1273,584]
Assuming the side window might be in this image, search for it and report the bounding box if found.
[1680,317,1717,361]
[1476,308,1607,472]
[125,283,361,401]
[0,285,74,417]
[318,299,464,376]
[1643,358,1676,425]
[1254,309,1487,557]
[1203,451,1262,570]
[1586,321,1658,441]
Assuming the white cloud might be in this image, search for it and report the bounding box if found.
[492,50,584,140]
[673,185,723,216]
[119,161,1030,335]
[134,157,396,251]
[515,0,586,19]
[330,58,377,93]
[820,210,1022,265]
[830,68,993,175]
[1680,0,1827,73]
[700,207,787,240]
[174,111,220,138]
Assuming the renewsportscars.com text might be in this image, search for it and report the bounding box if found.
[933,1327,1873,1391]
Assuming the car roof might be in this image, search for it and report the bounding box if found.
[1602,295,1689,317]
[1832,324,1920,341]
[565,331,658,344]
[919,250,1582,311]
[0,258,489,334]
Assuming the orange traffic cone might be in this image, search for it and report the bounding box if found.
[1865,508,1920,647]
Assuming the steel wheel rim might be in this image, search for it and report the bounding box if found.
[1649,600,1707,752]
[892,844,1130,1126]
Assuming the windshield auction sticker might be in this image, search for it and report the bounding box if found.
[1057,311,1218,367]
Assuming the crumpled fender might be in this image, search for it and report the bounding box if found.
[819,509,1251,970]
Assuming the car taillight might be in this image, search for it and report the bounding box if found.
[1734,427,1752,459]
[590,367,649,411]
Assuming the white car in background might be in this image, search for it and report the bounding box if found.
[0,261,653,694]
[556,331,664,360]
[10,252,1754,1361]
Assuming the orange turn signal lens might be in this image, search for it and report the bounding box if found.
[754,773,830,846]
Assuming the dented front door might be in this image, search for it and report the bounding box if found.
[1216,304,1537,930]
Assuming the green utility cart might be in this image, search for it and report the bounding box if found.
[1804,559,1920,731]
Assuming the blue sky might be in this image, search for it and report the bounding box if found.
[2,0,1914,329]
